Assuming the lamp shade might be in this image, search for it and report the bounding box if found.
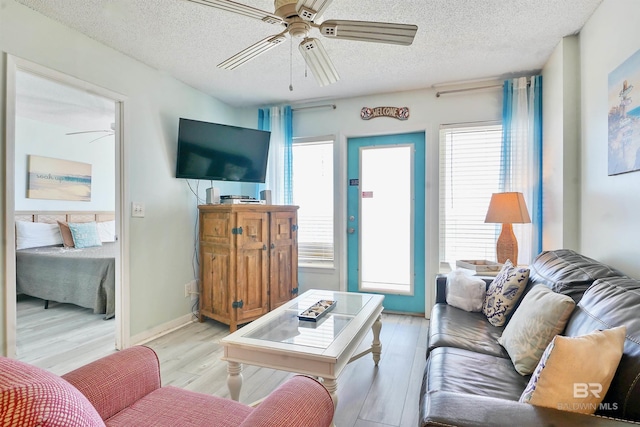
[484,192,531,224]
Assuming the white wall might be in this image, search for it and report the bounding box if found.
[579,0,640,277]
[15,117,116,211]
[0,0,255,348]
[541,36,581,251]
[291,87,503,311]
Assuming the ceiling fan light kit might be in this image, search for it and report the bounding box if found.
[185,0,418,86]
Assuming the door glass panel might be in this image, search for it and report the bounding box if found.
[360,145,413,294]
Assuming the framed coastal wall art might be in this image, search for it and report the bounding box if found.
[608,48,640,175]
[27,155,92,201]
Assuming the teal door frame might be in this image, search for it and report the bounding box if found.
[346,132,426,314]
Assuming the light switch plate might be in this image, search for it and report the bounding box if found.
[132,202,145,218]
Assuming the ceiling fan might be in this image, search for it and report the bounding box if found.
[66,122,115,143]
[185,0,418,86]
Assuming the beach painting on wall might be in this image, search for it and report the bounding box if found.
[608,48,640,175]
[27,155,92,201]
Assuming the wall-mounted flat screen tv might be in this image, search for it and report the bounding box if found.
[176,118,271,183]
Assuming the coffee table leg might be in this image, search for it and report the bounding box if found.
[372,314,382,366]
[323,377,338,427]
[227,361,243,401]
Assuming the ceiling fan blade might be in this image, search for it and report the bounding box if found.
[295,0,333,21]
[319,20,418,46]
[66,130,114,135]
[184,0,283,25]
[298,38,339,87]
[218,33,287,70]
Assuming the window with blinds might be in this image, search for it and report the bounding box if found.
[439,124,503,266]
[292,138,334,266]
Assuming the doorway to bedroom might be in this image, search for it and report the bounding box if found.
[6,59,124,371]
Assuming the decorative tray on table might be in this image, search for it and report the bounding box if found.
[298,300,336,322]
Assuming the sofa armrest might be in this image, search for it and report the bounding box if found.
[239,375,334,427]
[421,391,634,426]
[62,346,161,421]
[435,275,494,304]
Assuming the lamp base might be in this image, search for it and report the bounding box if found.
[496,223,518,265]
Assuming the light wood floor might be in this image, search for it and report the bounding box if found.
[17,296,429,427]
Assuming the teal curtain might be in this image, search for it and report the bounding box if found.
[283,105,293,204]
[258,106,293,204]
[501,76,543,258]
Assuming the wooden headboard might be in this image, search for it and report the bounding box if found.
[15,211,115,224]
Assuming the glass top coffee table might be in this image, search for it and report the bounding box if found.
[221,289,384,424]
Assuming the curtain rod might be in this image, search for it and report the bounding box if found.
[435,84,502,98]
[292,104,336,111]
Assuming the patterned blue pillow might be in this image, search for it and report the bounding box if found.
[68,222,102,249]
[482,260,530,326]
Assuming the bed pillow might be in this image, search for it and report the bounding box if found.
[57,221,75,248]
[482,260,530,327]
[446,270,486,312]
[68,222,102,248]
[519,326,626,414]
[498,285,576,375]
[96,220,116,242]
[15,221,63,250]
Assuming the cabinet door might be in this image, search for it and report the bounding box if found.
[200,243,232,321]
[270,210,298,309]
[235,212,269,322]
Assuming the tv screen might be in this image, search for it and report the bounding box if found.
[176,118,271,183]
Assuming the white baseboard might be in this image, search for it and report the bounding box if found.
[130,313,196,346]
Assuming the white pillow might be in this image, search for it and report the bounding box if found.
[96,220,116,242]
[15,221,63,250]
[446,269,487,312]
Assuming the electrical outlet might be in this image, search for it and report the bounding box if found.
[131,202,145,218]
[185,280,198,299]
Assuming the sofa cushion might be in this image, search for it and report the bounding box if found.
[529,249,626,303]
[0,357,105,427]
[563,277,640,421]
[422,347,529,402]
[105,386,253,427]
[498,285,575,375]
[520,326,626,415]
[482,260,530,326]
[427,304,509,359]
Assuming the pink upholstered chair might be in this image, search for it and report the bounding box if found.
[0,346,334,427]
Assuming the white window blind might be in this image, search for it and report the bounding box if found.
[292,139,334,266]
[439,124,503,266]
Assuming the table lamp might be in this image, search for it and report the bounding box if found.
[484,192,531,264]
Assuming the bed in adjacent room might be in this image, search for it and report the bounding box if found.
[15,212,116,320]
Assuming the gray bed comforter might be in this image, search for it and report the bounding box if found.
[16,243,116,319]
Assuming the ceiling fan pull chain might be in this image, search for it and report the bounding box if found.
[289,36,293,92]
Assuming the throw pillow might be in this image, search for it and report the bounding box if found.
[57,221,75,248]
[519,325,627,414]
[498,285,576,375]
[446,270,486,312]
[482,260,530,327]
[96,220,116,242]
[68,222,102,249]
[15,221,63,250]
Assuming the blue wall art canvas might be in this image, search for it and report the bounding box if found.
[27,155,92,201]
[608,48,640,175]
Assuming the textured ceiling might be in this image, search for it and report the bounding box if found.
[14,0,603,108]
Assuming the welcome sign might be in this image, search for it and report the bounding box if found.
[360,106,410,121]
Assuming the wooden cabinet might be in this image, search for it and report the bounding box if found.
[198,204,298,331]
